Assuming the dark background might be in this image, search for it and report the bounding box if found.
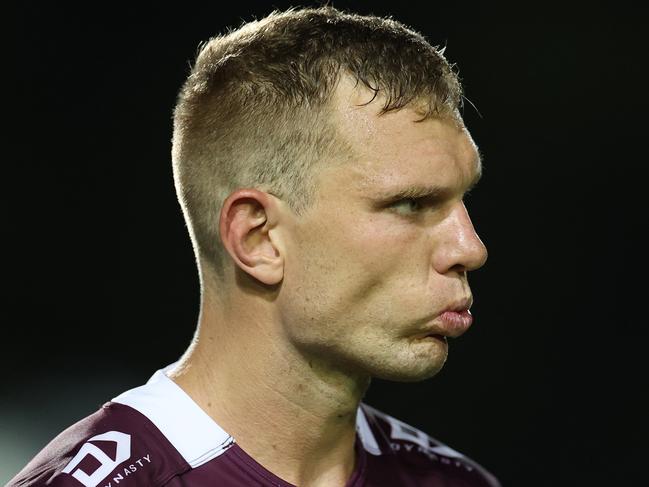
[5,2,648,485]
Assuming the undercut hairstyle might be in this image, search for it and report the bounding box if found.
[171,5,463,286]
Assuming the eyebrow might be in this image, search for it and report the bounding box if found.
[374,154,483,202]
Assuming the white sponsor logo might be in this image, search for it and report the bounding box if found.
[386,417,474,471]
[385,415,431,449]
[101,454,152,487]
[62,431,131,487]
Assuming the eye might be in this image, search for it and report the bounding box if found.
[390,198,423,214]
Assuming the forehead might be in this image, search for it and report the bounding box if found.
[326,77,481,194]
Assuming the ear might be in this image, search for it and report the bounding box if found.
[219,188,284,285]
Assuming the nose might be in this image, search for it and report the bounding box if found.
[432,201,488,275]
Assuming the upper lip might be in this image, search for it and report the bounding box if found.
[415,296,474,339]
[442,296,473,313]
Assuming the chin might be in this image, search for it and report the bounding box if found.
[369,359,447,383]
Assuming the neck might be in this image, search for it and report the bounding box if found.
[167,288,371,487]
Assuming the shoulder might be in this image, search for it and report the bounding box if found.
[7,367,241,487]
[7,400,189,487]
[358,403,501,487]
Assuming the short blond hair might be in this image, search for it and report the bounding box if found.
[171,5,462,284]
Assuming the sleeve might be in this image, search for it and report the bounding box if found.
[6,403,189,487]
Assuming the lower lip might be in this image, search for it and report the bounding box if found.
[439,310,473,334]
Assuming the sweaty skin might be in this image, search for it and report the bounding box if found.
[168,74,488,487]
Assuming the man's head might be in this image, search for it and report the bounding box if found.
[172,6,487,381]
[172,5,462,287]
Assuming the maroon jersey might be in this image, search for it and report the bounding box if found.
[8,366,500,486]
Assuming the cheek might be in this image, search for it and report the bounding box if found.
[345,215,438,315]
[280,209,432,334]
[347,214,426,272]
[312,213,430,307]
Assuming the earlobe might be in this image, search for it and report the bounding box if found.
[219,189,284,285]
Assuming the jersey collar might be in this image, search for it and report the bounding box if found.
[113,364,381,468]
